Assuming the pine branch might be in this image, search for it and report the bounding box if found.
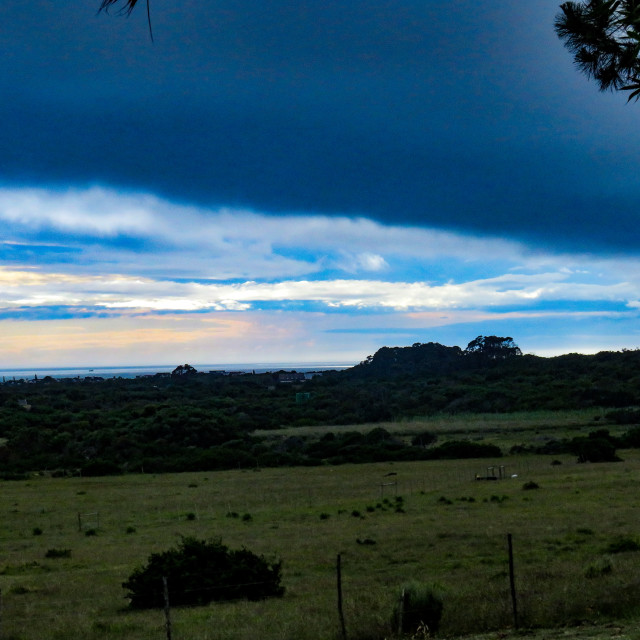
[98,0,153,42]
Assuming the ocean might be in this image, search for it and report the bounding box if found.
[0,362,355,381]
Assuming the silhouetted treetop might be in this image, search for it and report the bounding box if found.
[464,336,522,361]
[353,341,464,378]
[171,364,197,377]
[555,1,640,101]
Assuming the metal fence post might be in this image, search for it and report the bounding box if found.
[507,533,518,630]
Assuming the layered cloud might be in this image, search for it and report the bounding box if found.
[1,187,639,333]
[1,268,638,315]
[1,186,639,368]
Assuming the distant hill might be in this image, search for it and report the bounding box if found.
[347,335,523,378]
[341,337,640,411]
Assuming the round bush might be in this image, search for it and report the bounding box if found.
[122,537,284,609]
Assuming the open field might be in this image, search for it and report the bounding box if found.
[2,445,640,639]
[252,408,622,451]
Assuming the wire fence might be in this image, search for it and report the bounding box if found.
[0,533,619,640]
[0,458,635,639]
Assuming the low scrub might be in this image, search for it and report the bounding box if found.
[391,581,443,636]
[428,440,502,460]
[122,537,284,609]
[570,433,621,463]
[606,535,640,554]
[585,556,613,578]
[44,548,71,559]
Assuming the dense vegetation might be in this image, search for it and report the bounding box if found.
[1,337,640,476]
[122,537,284,609]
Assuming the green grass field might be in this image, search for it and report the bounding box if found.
[2,413,640,639]
[252,408,618,451]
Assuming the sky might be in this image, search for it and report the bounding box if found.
[1,0,640,368]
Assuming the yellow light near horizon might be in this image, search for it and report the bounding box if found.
[0,314,259,364]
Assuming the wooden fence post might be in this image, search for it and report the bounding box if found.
[336,554,347,640]
[507,533,518,630]
[397,587,405,636]
[163,576,172,640]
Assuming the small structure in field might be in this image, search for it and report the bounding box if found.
[475,465,507,481]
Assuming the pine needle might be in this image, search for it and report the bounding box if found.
[98,0,153,42]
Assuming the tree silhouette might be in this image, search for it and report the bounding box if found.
[171,363,197,378]
[555,1,640,100]
[464,336,522,361]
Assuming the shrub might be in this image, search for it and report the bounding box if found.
[319,513,330,520]
[185,512,196,521]
[45,548,71,559]
[522,481,539,490]
[85,528,98,536]
[9,585,31,595]
[366,427,392,443]
[606,535,640,554]
[585,557,613,578]
[411,431,438,447]
[607,409,640,425]
[391,581,443,635]
[81,459,121,477]
[570,437,621,463]
[32,527,43,536]
[430,440,502,459]
[122,537,284,609]
[242,513,252,522]
[126,526,137,534]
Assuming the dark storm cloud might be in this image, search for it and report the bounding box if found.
[2,0,640,253]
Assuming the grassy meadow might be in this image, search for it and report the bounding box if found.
[252,407,619,445]
[2,411,640,639]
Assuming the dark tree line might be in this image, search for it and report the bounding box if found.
[1,339,640,476]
